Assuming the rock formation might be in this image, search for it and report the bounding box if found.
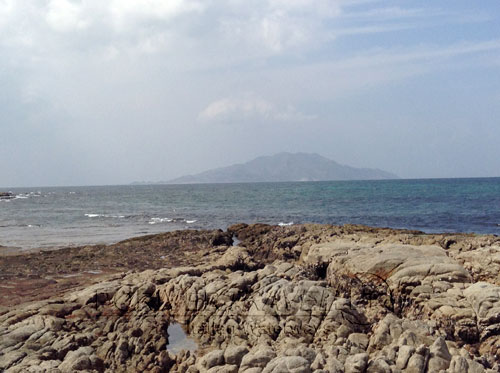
[1,224,500,372]
[0,192,14,200]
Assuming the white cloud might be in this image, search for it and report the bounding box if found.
[110,0,203,28]
[1,0,490,65]
[217,0,342,54]
[198,95,315,122]
[46,0,88,32]
[0,0,14,27]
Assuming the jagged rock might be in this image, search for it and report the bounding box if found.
[448,356,470,373]
[206,365,238,373]
[405,345,429,373]
[198,349,225,370]
[2,224,500,372]
[224,345,249,366]
[58,346,95,372]
[427,337,451,371]
[262,356,311,373]
[344,353,368,373]
[0,351,27,371]
[240,346,277,371]
[395,345,414,369]
[69,280,120,306]
[366,358,391,373]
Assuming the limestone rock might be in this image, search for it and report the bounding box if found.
[262,356,311,373]
[2,224,500,372]
[344,353,368,373]
[198,349,225,370]
[240,346,277,371]
[224,345,249,366]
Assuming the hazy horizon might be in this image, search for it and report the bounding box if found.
[3,153,500,190]
[1,1,500,187]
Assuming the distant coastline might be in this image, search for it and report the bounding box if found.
[133,152,399,185]
[1,178,498,251]
[131,176,500,186]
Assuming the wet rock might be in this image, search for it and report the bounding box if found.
[0,191,14,199]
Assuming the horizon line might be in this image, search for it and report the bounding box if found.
[2,175,500,189]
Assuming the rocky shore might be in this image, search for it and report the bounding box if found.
[1,224,499,372]
[0,192,14,200]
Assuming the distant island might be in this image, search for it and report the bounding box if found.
[134,153,398,185]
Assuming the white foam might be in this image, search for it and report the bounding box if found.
[185,220,197,224]
[85,213,125,219]
[278,222,294,226]
[149,217,173,225]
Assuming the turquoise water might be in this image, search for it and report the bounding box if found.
[1,178,499,249]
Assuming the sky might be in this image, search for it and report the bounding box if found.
[1,0,500,187]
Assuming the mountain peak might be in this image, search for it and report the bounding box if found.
[167,153,398,184]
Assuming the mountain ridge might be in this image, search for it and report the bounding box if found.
[163,152,398,184]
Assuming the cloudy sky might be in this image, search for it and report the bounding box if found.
[1,0,499,186]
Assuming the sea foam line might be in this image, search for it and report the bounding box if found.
[85,213,125,219]
[149,218,173,225]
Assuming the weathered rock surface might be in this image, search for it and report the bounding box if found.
[1,224,499,372]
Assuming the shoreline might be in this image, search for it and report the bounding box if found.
[0,223,490,258]
[0,223,494,307]
[1,223,500,372]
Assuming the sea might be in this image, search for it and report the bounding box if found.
[1,178,499,250]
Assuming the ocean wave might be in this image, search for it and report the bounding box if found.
[148,217,197,225]
[85,213,126,219]
[149,217,173,225]
[278,222,294,226]
[13,192,42,199]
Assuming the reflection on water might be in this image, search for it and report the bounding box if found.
[232,235,241,246]
[166,323,198,354]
